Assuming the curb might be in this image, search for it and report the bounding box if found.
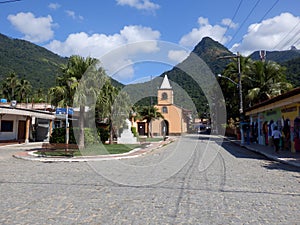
[224,137,300,168]
[13,139,174,163]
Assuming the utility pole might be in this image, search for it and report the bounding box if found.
[218,52,245,144]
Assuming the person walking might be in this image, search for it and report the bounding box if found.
[272,126,282,153]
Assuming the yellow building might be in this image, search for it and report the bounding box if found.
[245,87,300,152]
[137,75,191,136]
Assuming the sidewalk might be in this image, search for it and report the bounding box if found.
[12,138,174,162]
[225,136,300,168]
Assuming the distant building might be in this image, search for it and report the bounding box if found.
[135,75,191,136]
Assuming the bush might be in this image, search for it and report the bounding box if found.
[97,127,109,143]
[131,127,138,137]
[50,127,76,144]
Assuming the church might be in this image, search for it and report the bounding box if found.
[136,75,191,136]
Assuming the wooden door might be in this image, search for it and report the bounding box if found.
[18,121,26,141]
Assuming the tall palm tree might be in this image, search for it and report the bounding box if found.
[49,55,99,148]
[96,79,131,144]
[16,79,32,103]
[1,72,20,101]
[138,105,164,137]
[245,60,293,105]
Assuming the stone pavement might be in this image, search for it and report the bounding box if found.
[5,136,300,168]
[225,136,300,168]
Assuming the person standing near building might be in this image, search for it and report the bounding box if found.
[272,126,282,153]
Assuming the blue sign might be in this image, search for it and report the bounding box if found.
[0,99,7,103]
[56,108,74,115]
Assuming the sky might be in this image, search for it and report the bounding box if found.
[1,0,300,84]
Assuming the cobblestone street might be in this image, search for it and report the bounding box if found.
[1,135,299,224]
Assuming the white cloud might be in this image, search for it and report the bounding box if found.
[168,50,189,63]
[221,18,238,29]
[179,17,233,47]
[116,0,160,11]
[65,10,84,20]
[45,25,161,81]
[7,12,55,43]
[48,3,61,10]
[231,12,300,56]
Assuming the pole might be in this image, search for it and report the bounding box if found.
[237,52,245,145]
[66,106,69,145]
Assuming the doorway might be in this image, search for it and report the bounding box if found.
[18,120,26,141]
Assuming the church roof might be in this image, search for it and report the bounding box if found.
[160,75,172,89]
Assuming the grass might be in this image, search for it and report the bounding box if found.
[35,143,142,157]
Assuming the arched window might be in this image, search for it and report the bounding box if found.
[162,92,168,100]
[162,106,168,113]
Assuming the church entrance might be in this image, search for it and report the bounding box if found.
[161,120,169,136]
[137,122,146,136]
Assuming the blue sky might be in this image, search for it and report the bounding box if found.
[1,0,300,84]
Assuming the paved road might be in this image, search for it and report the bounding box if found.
[0,135,299,224]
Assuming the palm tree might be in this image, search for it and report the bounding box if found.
[138,105,164,137]
[49,55,99,148]
[16,79,32,103]
[1,72,20,101]
[96,79,131,144]
[245,60,293,105]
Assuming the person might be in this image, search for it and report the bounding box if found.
[272,126,282,152]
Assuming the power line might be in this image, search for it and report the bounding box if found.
[227,0,261,46]
[220,0,244,44]
[273,21,300,50]
[0,0,21,3]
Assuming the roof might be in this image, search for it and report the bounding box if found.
[0,106,55,120]
[245,87,300,115]
[160,75,172,89]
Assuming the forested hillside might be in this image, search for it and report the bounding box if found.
[0,33,67,89]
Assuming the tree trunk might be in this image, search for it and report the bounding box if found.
[78,105,85,148]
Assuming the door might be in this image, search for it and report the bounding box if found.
[138,122,145,136]
[18,121,26,141]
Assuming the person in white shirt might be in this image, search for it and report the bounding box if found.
[272,126,282,152]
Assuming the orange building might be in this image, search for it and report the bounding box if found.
[136,75,191,136]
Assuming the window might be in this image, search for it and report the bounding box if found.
[1,120,13,132]
[162,92,168,100]
[162,106,168,113]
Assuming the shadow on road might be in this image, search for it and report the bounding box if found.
[262,161,300,173]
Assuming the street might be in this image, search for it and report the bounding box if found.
[0,134,299,224]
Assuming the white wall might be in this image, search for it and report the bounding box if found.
[0,114,26,141]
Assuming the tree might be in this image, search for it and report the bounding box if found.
[16,79,32,103]
[245,60,293,105]
[49,55,99,148]
[95,80,132,144]
[138,106,164,137]
[1,72,20,101]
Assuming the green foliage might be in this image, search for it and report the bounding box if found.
[281,57,300,87]
[50,127,76,144]
[97,127,110,143]
[0,33,67,89]
[131,127,138,137]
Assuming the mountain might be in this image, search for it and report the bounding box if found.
[282,57,300,87]
[191,36,233,74]
[129,37,232,115]
[249,48,300,63]
[0,33,67,89]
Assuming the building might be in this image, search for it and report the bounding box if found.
[0,103,55,143]
[245,87,300,152]
[136,75,191,136]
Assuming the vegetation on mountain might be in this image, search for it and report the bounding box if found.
[281,57,300,87]
[249,48,300,63]
[1,72,32,102]
[0,33,67,89]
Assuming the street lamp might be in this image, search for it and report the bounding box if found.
[217,74,238,88]
[218,52,245,144]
